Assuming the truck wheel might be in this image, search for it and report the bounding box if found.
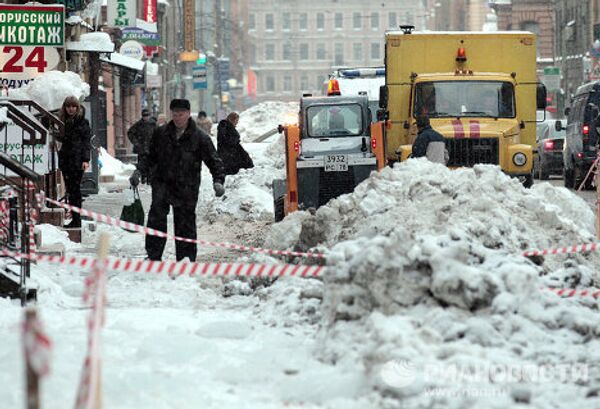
[522,173,534,188]
[274,195,285,222]
[564,166,575,188]
[539,163,549,180]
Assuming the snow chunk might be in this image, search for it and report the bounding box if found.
[10,71,90,111]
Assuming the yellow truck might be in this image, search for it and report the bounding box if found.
[380,28,547,187]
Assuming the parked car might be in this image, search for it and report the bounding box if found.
[534,119,566,180]
[556,81,600,189]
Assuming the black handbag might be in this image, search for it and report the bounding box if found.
[120,187,144,231]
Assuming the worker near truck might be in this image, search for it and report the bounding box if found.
[411,115,448,164]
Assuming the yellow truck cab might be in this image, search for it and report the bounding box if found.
[381,27,547,187]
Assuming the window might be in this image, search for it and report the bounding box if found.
[282,43,291,60]
[248,13,255,30]
[335,12,343,29]
[335,43,344,65]
[353,43,362,61]
[300,43,309,60]
[413,81,516,118]
[284,76,292,91]
[353,12,361,29]
[521,21,539,36]
[307,104,364,137]
[249,45,256,64]
[316,43,326,60]
[371,12,379,29]
[299,13,308,30]
[282,12,291,31]
[265,13,274,30]
[405,12,413,25]
[300,75,308,90]
[388,12,397,28]
[371,42,380,60]
[266,76,275,92]
[317,13,324,30]
[265,44,275,60]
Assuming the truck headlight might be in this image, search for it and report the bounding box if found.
[512,152,527,167]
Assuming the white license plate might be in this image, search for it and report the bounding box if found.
[324,154,348,172]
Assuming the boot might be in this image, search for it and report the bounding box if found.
[64,213,81,229]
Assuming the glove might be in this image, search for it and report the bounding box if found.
[129,169,141,187]
[213,182,225,197]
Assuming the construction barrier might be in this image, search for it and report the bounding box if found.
[0,247,326,278]
[45,197,326,260]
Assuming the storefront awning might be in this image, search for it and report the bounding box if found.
[100,53,145,71]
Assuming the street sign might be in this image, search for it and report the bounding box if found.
[121,27,160,46]
[0,4,65,46]
[107,0,136,27]
[0,46,60,90]
[192,66,207,89]
[542,66,561,92]
[591,59,600,81]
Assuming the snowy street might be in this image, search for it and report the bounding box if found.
[2,2,600,405]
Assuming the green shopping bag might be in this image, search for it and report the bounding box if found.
[120,187,145,231]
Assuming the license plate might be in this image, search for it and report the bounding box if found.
[324,154,348,172]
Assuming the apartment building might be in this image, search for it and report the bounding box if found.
[246,0,426,101]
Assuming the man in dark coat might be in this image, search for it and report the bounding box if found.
[412,115,447,164]
[127,108,156,182]
[131,99,226,261]
[57,96,92,228]
[217,112,254,175]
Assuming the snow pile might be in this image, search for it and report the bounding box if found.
[200,143,284,221]
[67,32,114,53]
[99,147,135,179]
[237,101,299,142]
[266,160,600,408]
[10,71,90,111]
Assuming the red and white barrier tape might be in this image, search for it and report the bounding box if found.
[45,197,326,260]
[0,248,326,277]
[543,287,600,299]
[522,242,599,257]
[23,310,52,377]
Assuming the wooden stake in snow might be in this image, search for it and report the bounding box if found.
[23,308,51,409]
[74,233,110,409]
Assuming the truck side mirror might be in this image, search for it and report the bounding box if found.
[379,85,388,109]
[536,83,547,110]
[376,110,388,121]
[555,120,563,132]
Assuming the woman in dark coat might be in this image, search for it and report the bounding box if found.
[56,96,91,228]
[217,112,254,175]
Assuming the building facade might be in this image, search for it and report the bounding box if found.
[246,0,426,101]
[491,0,555,60]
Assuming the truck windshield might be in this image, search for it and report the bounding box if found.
[414,81,516,118]
[306,104,363,137]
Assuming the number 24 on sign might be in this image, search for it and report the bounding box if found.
[0,46,47,73]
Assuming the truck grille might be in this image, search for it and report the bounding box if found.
[318,169,356,206]
[445,137,499,167]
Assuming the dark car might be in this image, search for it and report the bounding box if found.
[534,119,565,180]
[556,81,600,189]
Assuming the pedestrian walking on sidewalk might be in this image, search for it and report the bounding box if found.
[56,96,91,228]
[127,108,156,183]
[196,110,213,135]
[217,112,254,175]
[130,98,226,261]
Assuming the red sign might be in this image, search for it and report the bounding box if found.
[144,0,156,23]
[247,69,256,99]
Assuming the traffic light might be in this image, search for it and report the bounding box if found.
[197,52,207,65]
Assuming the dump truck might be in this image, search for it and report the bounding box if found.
[273,94,386,221]
[380,27,547,187]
